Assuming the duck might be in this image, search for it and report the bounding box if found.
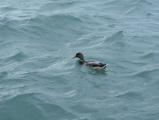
[73,52,107,70]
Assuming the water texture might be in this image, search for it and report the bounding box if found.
[0,0,159,120]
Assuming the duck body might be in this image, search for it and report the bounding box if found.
[85,61,107,70]
[74,52,107,70]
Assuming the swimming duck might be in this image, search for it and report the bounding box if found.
[73,52,107,70]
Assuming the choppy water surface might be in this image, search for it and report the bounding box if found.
[0,0,159,120]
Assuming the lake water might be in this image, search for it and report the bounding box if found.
[0,0,159,120]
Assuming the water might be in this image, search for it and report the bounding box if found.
[0,0,159,120]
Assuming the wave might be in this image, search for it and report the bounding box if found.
[140,51,159,59]
[0,71,8,79]
[125,0,153,15]
[102,0,153,15]
[106,31,124,42]
[27,14,83,30]
[8,51,27,62]
[2,51,28,63]
[116,91,144,101]
[0,6,17,12]
[16,13,85,44]
[104,31,125,48]
[0,13,84,43]
[0,17,27,41]
[128,65,159,80]
[40,1,82,12]
[0,51,28,73]
[0,23,21,38]
[133,0,153,6]
[0,93,77,120]
[103,0,152,10]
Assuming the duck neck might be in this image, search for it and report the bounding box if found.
[79,58,85,65]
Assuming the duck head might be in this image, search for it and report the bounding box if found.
[73,52,85,61]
